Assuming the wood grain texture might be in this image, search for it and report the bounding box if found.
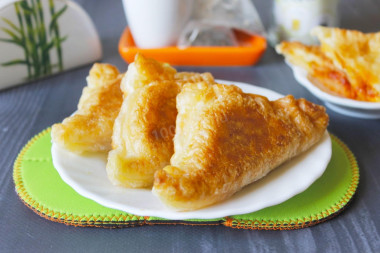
[0,0,379,252]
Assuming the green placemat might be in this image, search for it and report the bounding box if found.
[13,128,359,230]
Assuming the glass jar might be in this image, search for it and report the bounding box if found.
[269,0,340,45]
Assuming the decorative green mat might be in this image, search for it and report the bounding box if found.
[13,128,359,230]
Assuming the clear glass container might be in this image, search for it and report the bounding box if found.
[268,0,340,45]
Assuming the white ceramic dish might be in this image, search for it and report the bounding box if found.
[0,0,102,90]
[52,81,332,220]
[289,64,380,119]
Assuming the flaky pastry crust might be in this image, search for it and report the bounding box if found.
[51,63,123,153]
[153,82,328,211]
[311,26,380,101]
[106,54,215,188]
[276,27,380,102]
[276,41,357,99]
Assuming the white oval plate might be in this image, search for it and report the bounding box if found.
[288,64,380,119]
[52,81,332,220]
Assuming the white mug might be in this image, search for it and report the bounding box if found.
[122,0,194,48]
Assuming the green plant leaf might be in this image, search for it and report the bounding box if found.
[49,5,68,34]
[42,35,67,53]
[58,35,68,44]
[1,28,22,43]
[41,40,55,53]
[1,18,22,34]
[0,38,24,47]
[2,59,29,66]
[19,1,33,14]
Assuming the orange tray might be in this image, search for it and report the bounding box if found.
[118,27,267,66]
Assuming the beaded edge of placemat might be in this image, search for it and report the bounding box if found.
[13,128,359,229]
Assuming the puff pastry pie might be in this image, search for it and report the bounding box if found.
[276,41,355,99]
[51,63,123,153]
[311,26,380,101]
[107,54,214,188]
[153,82,328,211]
[276,27,380,102]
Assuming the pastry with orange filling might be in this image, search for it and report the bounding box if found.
[276,27,380,102]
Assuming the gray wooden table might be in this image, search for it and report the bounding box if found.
[1,0,379,252]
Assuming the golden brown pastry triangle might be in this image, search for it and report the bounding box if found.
[276,27,380,102]
[312,27,380,101]
[107,80,180,188]
[122,53,177,94]
[51,63,123,153]
[311,27,380,96]
[275,41,355,99]
[153,82,328,211]
[106,54,215,188]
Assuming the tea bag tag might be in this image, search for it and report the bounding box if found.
[0,0,102,90]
